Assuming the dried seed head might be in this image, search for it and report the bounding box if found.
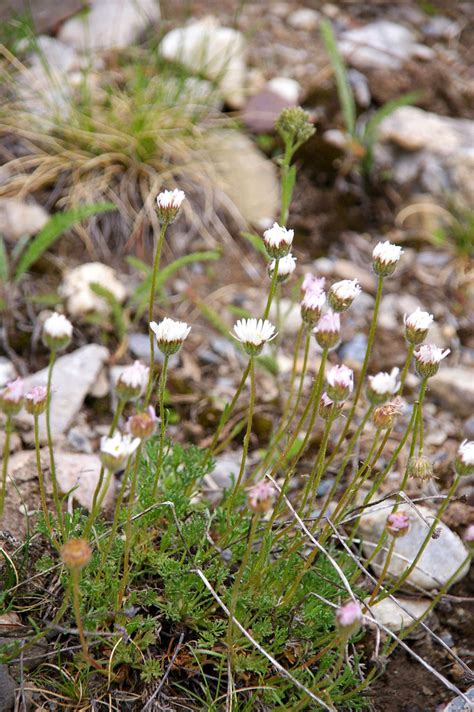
[372,397,403,430]
[407,455,434,481]
[61,538,92,570]
[320,392,343,421]
[126,406,158,440]
[386,511,410,538]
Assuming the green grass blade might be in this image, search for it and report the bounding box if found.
[240,231,267,257]
[14,202,116,280]
[320,19,356,137]
[0,236,9,282]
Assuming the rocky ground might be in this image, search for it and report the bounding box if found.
[0,0,473,710]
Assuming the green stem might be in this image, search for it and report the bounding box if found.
[97,456,133,573]
[367,537,396,604]
[300,412,335,517]
[227,357,255,513]
[144,222,167,407]
[398,343,415,395]
[116,446,142,611]
[46,351,64,535]
[263,258,280,321]
[0,416,12,519]
[33,415,55,543]
[151,354,169,499]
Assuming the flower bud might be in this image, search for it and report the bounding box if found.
[61,538,92,570]
[126,406,158,440]
[320,392,343,421]
[326,364,354,402]
[372,397,403,430]
[372,241,403,277]
[275,107,315,146]
[455,440,474,477]
[407,455,434,482]
[328,279,361,313]
[404,308,433,345]
[414,344,450,379]
[156,189,185,224]
[302,274,325,295]
[366,368,399,405]
[42,313,73,352]
[267,253,296,283]
[100,432,140,472]
[386,511,410,538]
[0,378,24,416]
[247,479,276,514]
[116,361,149,402]
[313,311,340,350]
[464,524,474,547]
[25,385,48,416]
[232,318,277,356]
[301,289,325,326]
[262,222,294,259]
[335,601,362,637]
[150,318,191,356]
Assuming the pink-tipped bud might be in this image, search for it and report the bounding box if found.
[247,479,276,514]
[116,361,149,402]
[336,601,362,637]
[126,406,158,440]
[320,392,343,421]
[328,279,361,313]
[0,378,24,416]
[156,189,185,224]
[301,289,326,326]
[25,385,48,416]
[314,311,341,350]
[414,344,450,379]
[326,364,354,402]
[267,253,297,284]
[455,440,474,477]
[262,222,294,259]
[386,511,410,538]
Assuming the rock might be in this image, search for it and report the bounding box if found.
[442,686,474,711]
[377,107,474,207]
[463,415,474,441]
[59,262,128,317]
[0,665,16,712]
[204,130,279,224]
[67,427,93,453]
[203,451,242,504]
[0,358,16,388]
[159,17,246,106]
[129,333,164,364]
[54,451,115,511]
[58,0,160,51]
[359,501,469,591]
[364,596,431,632]
[422,16,460,40]
[348,69,370,108]
[269,299,301,335]
[287,7,320,31]
[429,367,474,418]
[266,77,301,104]
[0,0,84,34]
[243,90,293,133]
[339,21,434,70]
[16,344,109,442]
[0,198,49,241]
[378,293,422,331]
[88,367,110,399]
[339,333,368,365]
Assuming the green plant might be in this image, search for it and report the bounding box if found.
[320,20,419,176]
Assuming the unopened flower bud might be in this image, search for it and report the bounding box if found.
[232,318,277,356]
[0,378,24,416]
[407,455,434,481]
[61,538,92,570]
[326,364,354,402]
[116,361,149,402]
[126,406,158,440]
[150,318,191,356]
[301,289,325,325]
[262,222,294,259]
[268,253,296,283]
[25,385,48,416]
[455,440,474,477]
[336,601,362,637]
[247,479,276,514]
[100,432,140,472]
[414,344,450,379]
[372,241,403,277]
[464,524,474,546]
[42,313,73,352]
[275,107,315,146]
[328,279,361,313]
[386,511,410,537]
[366,368,399,405]
[404,308,433,345]
[372,397,403,430]
[156,189,185,224]
[314,311,340,350]
[320,392,343,421]
[302,274,325,295]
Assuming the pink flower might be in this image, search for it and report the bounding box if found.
[336,601,362,631]
[0,378,24,415]
[247,479,276,514]
[326,364,354,401]
[464,524,474,544]
[25,385,48,416]
[414,344,450,378]
[314,311,341,350]
[302,274,326,295]
[301,289,326,325]
[386,511,410,537]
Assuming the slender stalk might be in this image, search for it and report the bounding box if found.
[367,537,396,604]
[151,354,169,498]
[280,139,294,225]
[97,457,133,573]
[116,446,142,611]
[70,569,103,671]
[0,416,12,518]
[227,357,255,513]
[33,415,55,542]
[398,343,414,395]
[262,258,280,321]
[300,411,335,517]
[327,275,384,466]
[144,222,167,407]
[45,351,64,535]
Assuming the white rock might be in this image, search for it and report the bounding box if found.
[58,0,160,51]
[266,77,301,104]
[364,596,431,632]
[54,451,115,510]
[0,358,17,388]
[359,501,469,591]
[269,298,301,335]
[60,262,127,317]
[16,344,109,442]
[429,367,474,418]
[159,17,246,106]
[0,198,49,241]
[339,21,434,70]
[287,8,320,31]
[204,130,279,224]
[88,367,110,399]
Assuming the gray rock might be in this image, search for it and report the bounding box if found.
[67,427,93,453]
[0,0,84,34]
[423,16,461,40]
[429,367,474,418]
[129,333,164,364]
[0,358,16,388]
[339,21,434,70]
[59,0,160,51]
[348,69,371,108]
[377,107,474,207]
[463,415,474,440]
[287,8,320,31]
[363,595,431,632]
[0,198,49,241]
[0,664,15,712]
[359,501,469,591]
[339,333,368,365]
[204,130,279,224]
[442,685,474,712]
[16,344,109,442]
[243,90,293,133]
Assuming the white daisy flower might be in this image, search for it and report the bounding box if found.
[232,318,277,355]
[150,318,191,355]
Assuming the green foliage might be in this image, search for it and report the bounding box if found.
[432,203,474,257]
